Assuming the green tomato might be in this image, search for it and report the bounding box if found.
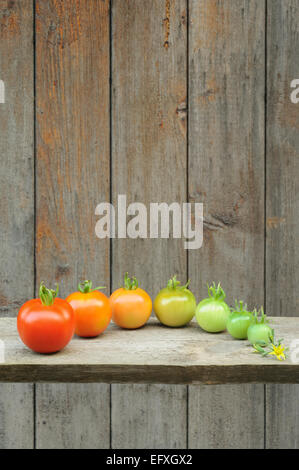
[247,324,272,345]
[227,301,252,339]
[195,282,230,333]
[247,307,273,346]
[154,276,196,327]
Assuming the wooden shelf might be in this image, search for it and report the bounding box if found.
[0,317,298,384]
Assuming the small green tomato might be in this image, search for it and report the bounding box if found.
[227,301,253,340]
[247,307,273,346]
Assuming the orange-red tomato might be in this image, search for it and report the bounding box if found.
[66,280,112,337]
[110,273,152,329]
[17,283,75,354]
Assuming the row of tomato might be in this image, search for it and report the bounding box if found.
[17,274,272,354]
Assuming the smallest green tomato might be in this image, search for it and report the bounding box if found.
[226,301,253,340]
[247,307,273,346]
[154,276,196,327]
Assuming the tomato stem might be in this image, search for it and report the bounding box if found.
[78,280,106,293]
[251,307,269,325]
[167,275,190,290]
[207,282,226,301]
[39,281,59,306]
[123,272,138,290]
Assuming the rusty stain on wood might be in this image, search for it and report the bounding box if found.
[163,0,170,49]
[0,4,20,37]
[267,217,286,229]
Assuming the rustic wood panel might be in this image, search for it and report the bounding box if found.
[189,385,264,449]
[36,384,110,449]
[0,0,34,449]
[35,0,110,449]
[0,384,33,449]
[0,0,34,313]
[111,0,188,448]
[266,0,299,449]
[112,384,187,449]
[1,317,299,384]
[188,0,266,448]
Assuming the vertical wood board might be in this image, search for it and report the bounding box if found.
[266,0,299,449]
[111,0,188,449]
[188,0,266,449]
[0,0,34,450]
[36,384,110,449]
[35,0,111,449]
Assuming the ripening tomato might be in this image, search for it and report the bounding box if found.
[17,282,75,354]
[195,282,230,333]
[110,273,152,329]
[247,307,273,346]
[154,276,196,327]
[66,280,112,338]
[226,301,253,339]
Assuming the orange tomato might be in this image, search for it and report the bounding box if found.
[110,273,152,329]
[66,280,112,337]
[17,283,75,354]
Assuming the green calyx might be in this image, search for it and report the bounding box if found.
[207,282,226,301]
[167,275,190,290]
[78,280,106,294]
[123,272,138,290]
[251,307,269,325]
[39,281,59,306]
[231,300,249,314]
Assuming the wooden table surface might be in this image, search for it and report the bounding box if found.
[0,317,298,384]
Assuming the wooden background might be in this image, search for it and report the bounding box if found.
[0,0,298,449]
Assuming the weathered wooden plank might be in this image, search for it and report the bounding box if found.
[0,0,34,313]
[0,0,34,449]
[112,385,187,449]
[188,0,266,448]
[266,384,299,449]
[35,0,110,449]
[266,0,299,449]
[111,0,188,448]
[0,384,34,449]
[1,317,299,384]
[189,385,264,449]
[36,384,110,449]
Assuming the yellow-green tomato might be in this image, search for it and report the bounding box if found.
[195,282,230,333]
[154,276,196,327]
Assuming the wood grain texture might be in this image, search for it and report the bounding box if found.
[266,384,299,449]
[1,317,299,384]
[0,0,34,450]
[0,383,33,449]
[188,0,266,448]
[0,0,34,314]
[111,0,188,449]
[35,0,110,449]
[36,384,110,449]
[189,385,264,449]
[112,384,187,449]
[266,0,299,449]
[36,0,110,292]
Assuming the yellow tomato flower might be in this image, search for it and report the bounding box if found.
[269,344,286,361]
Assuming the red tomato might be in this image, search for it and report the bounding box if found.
[110,273,152,329]
[17,283,75,354]
[66,280,112,338]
